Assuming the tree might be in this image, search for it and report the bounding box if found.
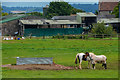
[91,22,113,35]
[27,12,43,16]
[95,10,98,15]
[0,3,2,16]
[2,12,8,16]
[0,3,8,17]
[46,1,84,18]
[112,2,120,18]
[72,8,85,14]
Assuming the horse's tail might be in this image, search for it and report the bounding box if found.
[75,54,78,64]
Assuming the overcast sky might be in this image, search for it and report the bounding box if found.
[1,0,99,2]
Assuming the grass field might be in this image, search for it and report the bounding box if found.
[2,39,118,78]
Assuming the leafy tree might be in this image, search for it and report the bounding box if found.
[95,10,98,15]
[112,2,120,18]
[91,22,113,35]
[0,3,8,16]
[72,8,85,14]
[2,12,8,16]
[46,1,84,18]
[27,12,43,16]
[0,3,2,16]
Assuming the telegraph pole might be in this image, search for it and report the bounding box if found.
[119,1,120,18]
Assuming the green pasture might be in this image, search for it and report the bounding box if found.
[2,39,118,78]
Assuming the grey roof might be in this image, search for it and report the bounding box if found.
[45,20,80,25]
[97,18,120,23]
[20,19,81,25]
[77,12,97,17]
[52,16,76,20]
[97,14,116,18]
[0,14,28,23]
[20,20,43,25]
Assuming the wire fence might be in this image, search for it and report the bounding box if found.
[27,34,119,40]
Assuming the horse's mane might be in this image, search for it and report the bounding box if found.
[89,52,95,56]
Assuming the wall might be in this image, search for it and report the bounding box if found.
[2,15,43,36]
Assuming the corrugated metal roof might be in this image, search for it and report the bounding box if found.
[52,16,76,20]
[77,12,97,17]
[20,20,43,25]
[0,14,28,23]
[44,20,81,24]
[98,18,120,23]
[20,20,81,25]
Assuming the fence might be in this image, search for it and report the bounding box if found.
[51,34,118,39]
[24,34,118,40]
[24,28,83,37]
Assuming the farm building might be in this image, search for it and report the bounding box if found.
[18,12,97,36]
[77,12,97,26]
[19,19,83,36]
[1,14,44,36]
[98,0,119,18]
[1,12,97,36]
[98,18,120,33]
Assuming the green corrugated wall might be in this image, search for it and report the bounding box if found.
[24,28,83,37]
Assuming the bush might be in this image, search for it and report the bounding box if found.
[91,22,114,35]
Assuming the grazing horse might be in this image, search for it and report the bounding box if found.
[75,53,91,69]
[85,52,107,69]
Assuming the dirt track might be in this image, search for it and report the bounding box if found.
[2,63,75,70]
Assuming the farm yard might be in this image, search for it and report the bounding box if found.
[2,38,118,78]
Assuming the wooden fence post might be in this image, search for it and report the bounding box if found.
[95,34,96,39]
[102,34,104,39]
[110,34,112,39]
[43,35,45,39]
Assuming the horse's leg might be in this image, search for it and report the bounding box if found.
[92,64,95,69]
[79,62,82,69]
[102,61,107,69]
[89,60,93,69]
[87,61,89,69]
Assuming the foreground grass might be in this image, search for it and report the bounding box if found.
[2,39,118,78]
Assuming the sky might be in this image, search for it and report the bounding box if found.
[1,0,99,2]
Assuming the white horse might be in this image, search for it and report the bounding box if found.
[75,53,91,69]
[85,52,107,69]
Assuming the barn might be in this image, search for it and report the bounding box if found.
[0,14,43,36]
[18,12,97,37]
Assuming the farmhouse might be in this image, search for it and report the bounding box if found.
[98,0,120,33]
[98,0,119,18]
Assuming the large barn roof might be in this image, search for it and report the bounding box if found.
[20,20,81,25]
[45,20,80,25]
